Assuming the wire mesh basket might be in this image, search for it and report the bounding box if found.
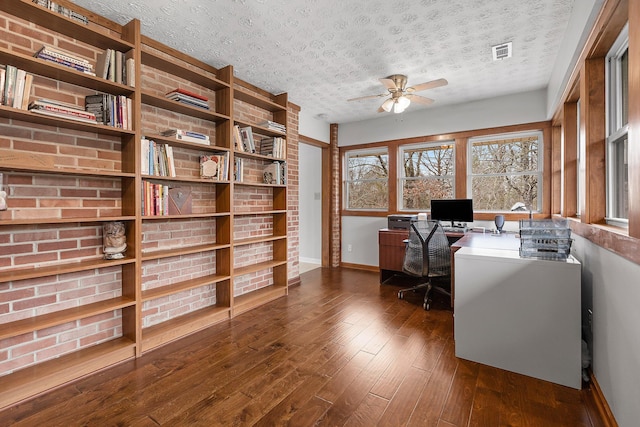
[519,218,572,260]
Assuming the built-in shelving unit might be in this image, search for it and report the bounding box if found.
[0,0,290,409]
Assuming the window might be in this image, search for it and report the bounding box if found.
[469,131,543,211]
[399,141,454,210]
[343,148,388,210]
[606,23,629,223]
[577,99,585,217]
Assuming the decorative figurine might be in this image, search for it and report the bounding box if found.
[103,221,127,259]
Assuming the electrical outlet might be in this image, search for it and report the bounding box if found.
[347,244,352,252]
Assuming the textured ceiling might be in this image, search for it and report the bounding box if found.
[70,0,576,124]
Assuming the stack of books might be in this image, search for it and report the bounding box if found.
[34,45,94,75]
[259,120,286,133]
[95,49,135,87]
[160,129,210,145]
[1,65,34,110]
[84,94,132,129]
[234,157,244,182]
[32,0,89,24]
[29,98,97,124]
[200,152,229,181]
[259,136,286,159]
[165,89,209,110]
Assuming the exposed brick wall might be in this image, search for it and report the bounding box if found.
[286,104,300,281]
[330,124,340,267]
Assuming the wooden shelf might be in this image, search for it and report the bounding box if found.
[141,243,231,261]
[141,91,230,123]
[233,150,286,162]
[233,209,287,217]
[0,105,136,136]
[0,257,136,283]
[141,212,230,221]
[141,47,230,91]
[234,235,286,247]
[234,120,286,138]
[0,216,136,226]
[0,162,135,179]
[234,181,287,188]
[233,285,287,316]
[0,337,136,410]
[142,174,230,185]
[141,132,230,152]
[141,274,231,302]
[234,87,287,112]
[0,297,136,341]
[0,48,135,96]
[141,305,231,352]
[2,0,134,51]
[233,259,287,277]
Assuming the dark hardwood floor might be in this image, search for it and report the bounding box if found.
[0,267,604,426]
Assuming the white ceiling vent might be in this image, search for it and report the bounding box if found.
[492,42,512,60]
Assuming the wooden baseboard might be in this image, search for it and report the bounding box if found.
[340,262,378,272]
[588,371,618,427]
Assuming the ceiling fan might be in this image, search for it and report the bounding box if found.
[348,74,448,114]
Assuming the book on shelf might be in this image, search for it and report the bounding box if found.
[1,65,34,110]
[160,129,210,145]
[84,94,131,129]
[96,49,135,86]
[32,0,89,24]
[200,152,229,181]
[263,161,284,185]
[239,126,256,153]
[232,125,244,152]
[141,137,176,177]
[165,88,210,110]
[259,136,286,159]
[34,45,95,75]
[234,157,244,182]
[29,99,97,123]
[258,120,286,133]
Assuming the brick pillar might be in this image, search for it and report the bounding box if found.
[288,104,300,281]
[330,123,340,267]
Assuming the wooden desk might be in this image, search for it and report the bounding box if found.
[378,228,464,306]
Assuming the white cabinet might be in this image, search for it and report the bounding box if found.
[454,246,582,389]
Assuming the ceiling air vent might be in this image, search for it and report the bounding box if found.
[492,42,512,60]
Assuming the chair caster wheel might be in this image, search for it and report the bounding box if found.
[398,291,404,299]
[423,300,431,311]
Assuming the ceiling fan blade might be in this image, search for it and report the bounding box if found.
[379,78,398,91]
[347,93,387,102]
[406,78,448,93]
[406,94,434,105]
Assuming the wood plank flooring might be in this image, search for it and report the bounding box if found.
[0,267,604,426]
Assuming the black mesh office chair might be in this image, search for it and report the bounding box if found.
[398,219,451,310]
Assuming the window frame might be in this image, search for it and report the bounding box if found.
[605,23,629,226]
[467,130,544,212]
[397,140,456,211]
[342,146,389,211]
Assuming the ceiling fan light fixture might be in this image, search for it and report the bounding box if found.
[393,95,411,113]
[381,98,394,112]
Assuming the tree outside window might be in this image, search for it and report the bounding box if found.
[344,148,388,210]
[469,132,542,211]
[400,142,454,210]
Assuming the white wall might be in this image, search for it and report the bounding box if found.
[570,235,640,427]
[341,216,387,266]
[298,143,322,264]
[298,108,330,143]
[338,89,547,146]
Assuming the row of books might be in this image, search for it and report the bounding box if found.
[0,65,34,110]
[141,138,176,177]
[165,88,209,110]
[142,182,180,216]
[233,158,245,182]
[29,98,96,124]
[85,94,132,129]
[34,45,94,75]
[260,136,286,159]
[200,152,230,181]
[160,129,210,145]
[259,120,286,133]
[96,49,135,87]
[263,161,286,185]
[233,125,256,153]
[32,0,89,25]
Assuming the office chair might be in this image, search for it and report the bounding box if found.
[398,219,451,310]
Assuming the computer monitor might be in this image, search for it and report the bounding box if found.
[430,198,474,228]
